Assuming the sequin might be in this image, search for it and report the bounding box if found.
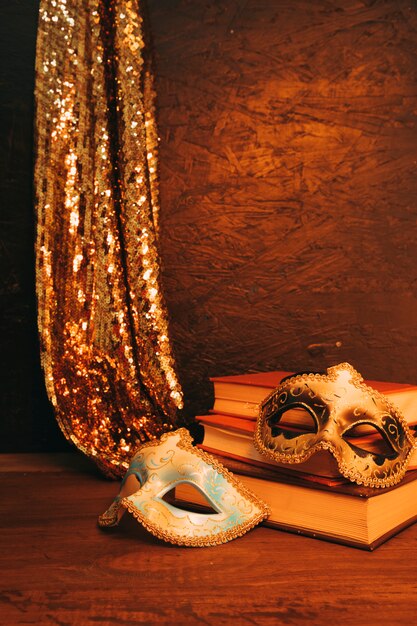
[34,0,183,478]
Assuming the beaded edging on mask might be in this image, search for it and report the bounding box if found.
[99,428,270,546]
[254,363,416,488]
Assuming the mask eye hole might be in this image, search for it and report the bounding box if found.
[268,405,317,437]
[163,485,219,515]
[343,424,396,459]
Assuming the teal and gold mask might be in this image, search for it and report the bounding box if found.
[99,428,269,545]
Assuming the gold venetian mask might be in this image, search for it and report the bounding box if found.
[254,363,416,487]
[99,428,269,545]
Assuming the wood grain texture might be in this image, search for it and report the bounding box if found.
[149,0,417,419]
[1,454,417,625]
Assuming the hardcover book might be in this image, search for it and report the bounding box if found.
[211,370,417,424]
[175,455,417,550]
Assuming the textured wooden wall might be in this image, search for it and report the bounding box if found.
[149,0,417,417]
[2,0,417,449]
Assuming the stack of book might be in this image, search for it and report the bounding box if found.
[176,370,417,549]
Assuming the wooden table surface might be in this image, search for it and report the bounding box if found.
[1,453,417,625]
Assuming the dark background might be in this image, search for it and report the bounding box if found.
[2,0,417,452]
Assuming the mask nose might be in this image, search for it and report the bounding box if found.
[320,408,340,441]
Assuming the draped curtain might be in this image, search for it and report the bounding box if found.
[34,0,183,478]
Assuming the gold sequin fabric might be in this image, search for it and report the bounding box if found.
[34,0,183,478]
